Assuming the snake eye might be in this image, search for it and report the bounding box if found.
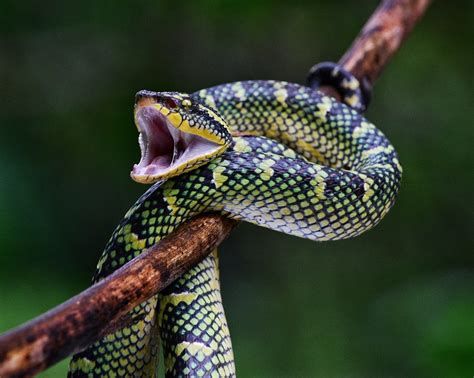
[164,97,180,109]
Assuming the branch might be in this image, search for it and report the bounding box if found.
[0,215,237,377]
[0,1,431,376]
[339,0,431,86]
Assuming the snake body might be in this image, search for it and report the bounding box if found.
[69,80,402,376]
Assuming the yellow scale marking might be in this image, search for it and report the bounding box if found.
[212,161,230,189]
[258,159,276,180]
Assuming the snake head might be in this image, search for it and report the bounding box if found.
[131,90,232,183]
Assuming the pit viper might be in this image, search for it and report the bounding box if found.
[69,76,402,377]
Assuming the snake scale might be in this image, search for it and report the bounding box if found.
[69,77,402,377]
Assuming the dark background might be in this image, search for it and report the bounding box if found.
[1,1,472,377]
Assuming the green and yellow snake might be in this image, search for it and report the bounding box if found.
[69,74,402,376]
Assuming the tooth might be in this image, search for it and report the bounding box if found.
[166,121,181,165]
[171,133,181,165]
[138,133,145,152]
[171,147,179,165]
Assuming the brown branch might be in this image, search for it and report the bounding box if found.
[339,0,431,88]
[0,215,237,377]
[0,1,431,376]
[318,0,431,100]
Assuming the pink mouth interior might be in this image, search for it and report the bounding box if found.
[132,106,220,178]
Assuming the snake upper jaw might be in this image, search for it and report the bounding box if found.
[131,106,225,183]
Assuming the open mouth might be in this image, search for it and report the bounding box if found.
[131,106,222,181]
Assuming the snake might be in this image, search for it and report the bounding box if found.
[68,72,402,377]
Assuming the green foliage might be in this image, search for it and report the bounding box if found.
[0,1,472,377]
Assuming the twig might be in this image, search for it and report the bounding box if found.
[0,1,431,376]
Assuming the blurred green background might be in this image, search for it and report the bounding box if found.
[1,1,473,377]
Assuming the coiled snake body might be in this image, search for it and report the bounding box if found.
[69,80,402,376]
